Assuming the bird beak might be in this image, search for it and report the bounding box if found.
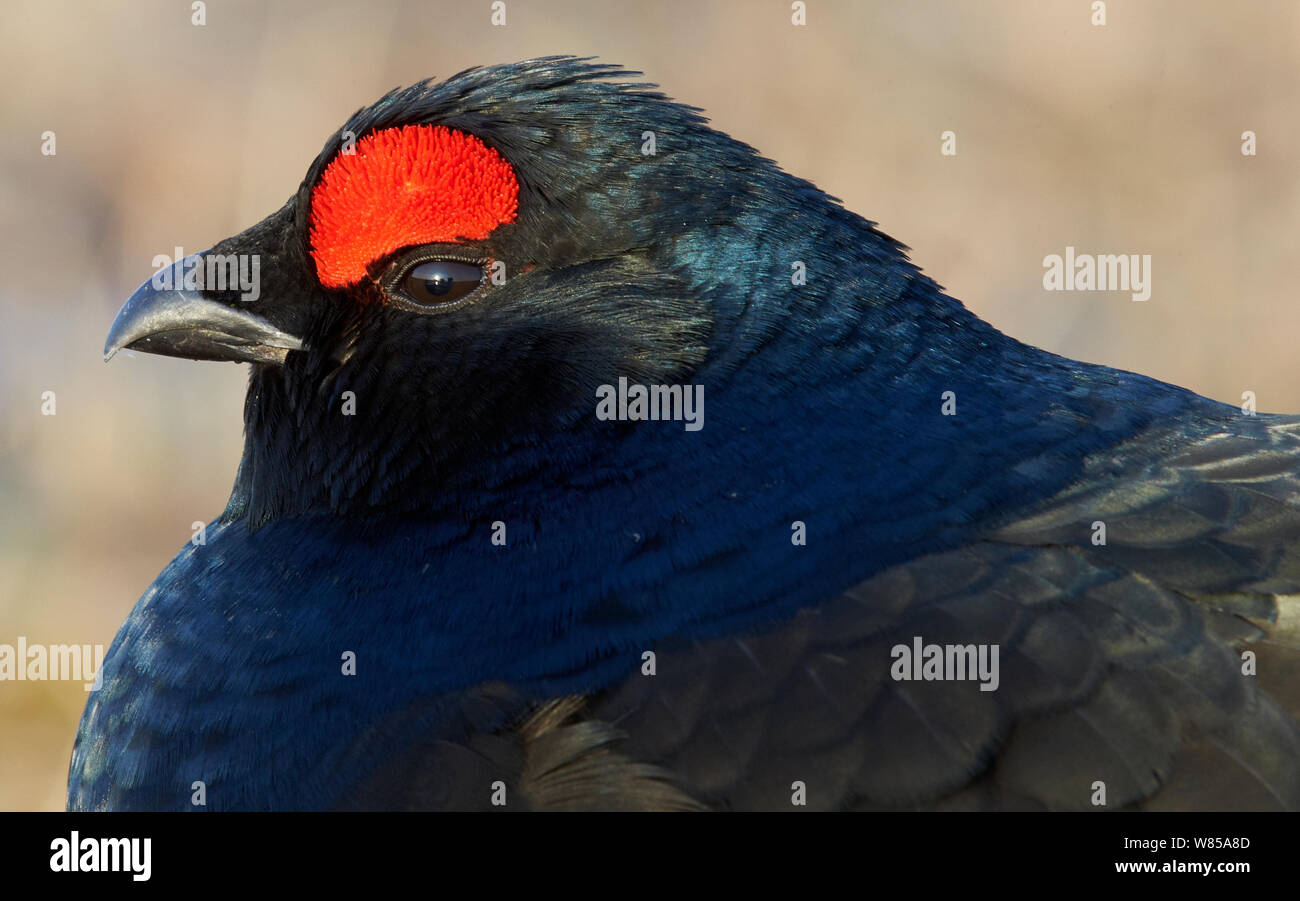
[104,252,303,364]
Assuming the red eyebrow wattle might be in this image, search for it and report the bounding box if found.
[308,125,519,289]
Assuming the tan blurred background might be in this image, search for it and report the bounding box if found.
[1,0,1297,809]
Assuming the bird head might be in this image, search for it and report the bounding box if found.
[104,57,931,524]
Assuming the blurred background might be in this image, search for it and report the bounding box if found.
[1,0,1296,809]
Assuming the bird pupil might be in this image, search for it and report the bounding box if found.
[424,272,453,295]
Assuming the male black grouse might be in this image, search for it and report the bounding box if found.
[70,57,1300,811]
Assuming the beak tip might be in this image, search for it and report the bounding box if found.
[103,326,128,361]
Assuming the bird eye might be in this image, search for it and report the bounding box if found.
[398,260,484,306]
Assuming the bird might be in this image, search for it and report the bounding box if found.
[69,56,1300,811]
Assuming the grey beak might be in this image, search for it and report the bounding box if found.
[104,253,302,364]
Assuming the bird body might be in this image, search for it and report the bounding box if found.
[70,58,1300,811]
